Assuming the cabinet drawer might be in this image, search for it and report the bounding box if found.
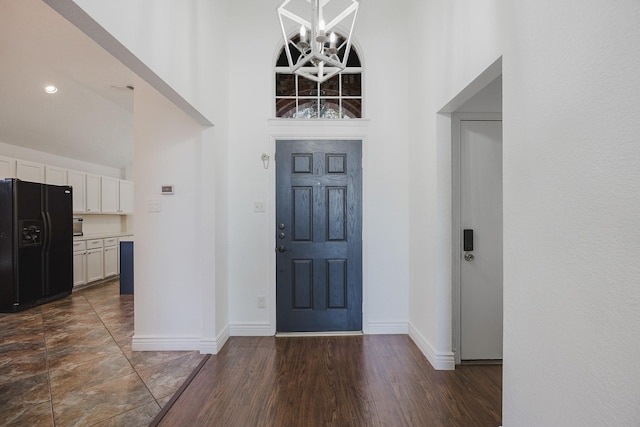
[86,239,104,249]
[73,240,87,252]
[104,237,118,247]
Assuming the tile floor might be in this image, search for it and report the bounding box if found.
[0,280,205,426]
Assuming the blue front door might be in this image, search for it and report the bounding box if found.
[276,140,362,332]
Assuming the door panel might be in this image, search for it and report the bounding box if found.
[45,184,73,296]
[16,181,45,304]
[276,140,362,332]
[460,120,503,360]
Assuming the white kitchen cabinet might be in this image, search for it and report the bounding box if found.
[45,166,67,185]
[119,180,134,214]
[101,176,119,213]
[100,178,135,214]
[86,174,101,213]
[73,251,86,288]
[86,239,104,282]
[0,156,16,179]
[103,238,118,277]
[16,160,45,183]
[67,170,86,213]
[101,177,134,214]
[73,241,87,288]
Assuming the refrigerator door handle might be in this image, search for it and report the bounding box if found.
[42,210,52,293]
[43,211,52,252]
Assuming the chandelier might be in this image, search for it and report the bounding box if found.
[277,0,359,83]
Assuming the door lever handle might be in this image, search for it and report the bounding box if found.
[277,246,286,253]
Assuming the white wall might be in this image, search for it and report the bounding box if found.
[70,0,220,124]
[501,1,640,425]
[457,75,502,113]
[131,76,207,349]
[406,0,504,369]
[407,0,640,424]
[65,0,230,351]
[225,0,410,335]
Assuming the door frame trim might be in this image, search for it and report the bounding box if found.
[267,133,368,335]
[452,113,502,364]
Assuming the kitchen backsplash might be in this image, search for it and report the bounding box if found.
[76,214,130,236]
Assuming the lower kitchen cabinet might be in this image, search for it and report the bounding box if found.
[86,249,104,283]
[104,238,118,278]
[73,235,133,289]
[86,246,104,283]
[73,247,87,288]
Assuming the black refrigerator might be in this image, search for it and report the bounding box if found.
[0,179,73,312]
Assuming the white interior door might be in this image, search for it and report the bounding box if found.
[460,120,503,360]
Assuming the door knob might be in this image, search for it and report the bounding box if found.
[464,252,474,261]
[277,246,286,253]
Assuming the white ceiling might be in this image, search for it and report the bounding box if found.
[0,0,135,170]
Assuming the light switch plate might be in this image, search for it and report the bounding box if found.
[253,201,265,213]
[147,199,161,213]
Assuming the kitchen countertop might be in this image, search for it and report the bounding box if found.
[73,232,134,241]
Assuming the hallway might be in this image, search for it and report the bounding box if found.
[1,279,502,426]
[157,335,502,426]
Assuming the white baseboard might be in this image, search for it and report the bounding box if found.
[131,327,231,354]
[229,322,273,336]
[408,322,455,370]
[199,325,230,354]
[366,321,409,335]
[131,335,201,352]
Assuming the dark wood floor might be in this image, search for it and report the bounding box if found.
[156,335,502,426]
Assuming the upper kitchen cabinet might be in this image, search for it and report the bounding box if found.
[0,152,133,215]
[45,165,67,185]
[101,176,119,213]
[67,170,86,213]
[86,174,101,213]
[16,160,45,183]
[0,156,16,179]
[101,177,134,214]
[119,180,134,214]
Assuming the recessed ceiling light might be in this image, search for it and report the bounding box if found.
[44,85,58,94]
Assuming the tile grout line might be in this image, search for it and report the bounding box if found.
[40,305,56,427]
[80,291,148,427]
[82,283,162,418]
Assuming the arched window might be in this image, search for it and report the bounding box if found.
[275,34,362,119]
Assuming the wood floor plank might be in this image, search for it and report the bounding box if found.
[158,336,502,426]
